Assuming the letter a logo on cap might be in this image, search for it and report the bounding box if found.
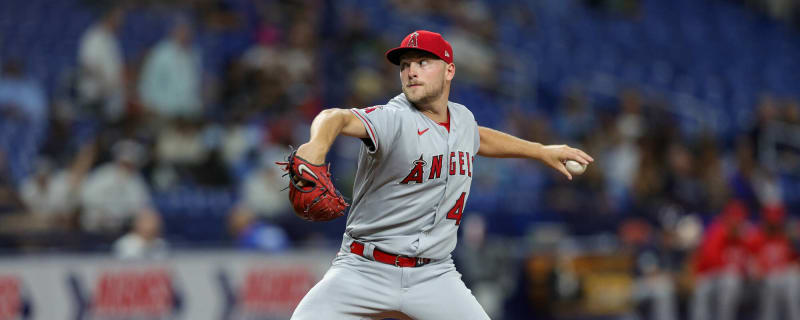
[386,30,454,65]
[407,32,419,47]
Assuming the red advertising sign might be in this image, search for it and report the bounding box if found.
[91,269,173,317]
[239,267,315,313]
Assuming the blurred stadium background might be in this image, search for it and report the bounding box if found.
[0,0,799,319]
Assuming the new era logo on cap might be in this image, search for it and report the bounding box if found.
[386,30,454,65]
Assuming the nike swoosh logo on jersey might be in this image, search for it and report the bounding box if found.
[297,164,319,179]
[417,128,429,136]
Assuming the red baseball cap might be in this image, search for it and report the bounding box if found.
[386,30,454,65]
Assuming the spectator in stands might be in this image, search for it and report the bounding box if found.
[237,22,293,116]
[77,5,126,122]
[242,6,323,117]
[227,207,289,252]
[663,143,706,213]
[606,89,645,207]
[691,200,753,320]
[20,144,96,229]
[138,17,203,120]
[240,150,291,220]
[80,140,153,233]
[747,205,800,320]
[231,146,320,245]
[0,59,47,126]
[282,18,317,90]
[152,119,207,185]
[631,133,667,219]
[113,209,169,259]
[729,135,784,211]
[218,118,265,177]
[20,158,53,213]
[622,219,678,320]
[696,135,730,213]
[150,117,232,189]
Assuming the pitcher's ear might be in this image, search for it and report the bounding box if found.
[446,63,455,81]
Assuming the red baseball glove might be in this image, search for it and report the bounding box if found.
[276,150,348,222]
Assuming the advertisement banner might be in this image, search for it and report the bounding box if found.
[0,250,333,320]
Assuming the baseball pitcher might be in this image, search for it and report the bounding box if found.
[279,30,594,320]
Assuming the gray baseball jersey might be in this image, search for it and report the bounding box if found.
[342,93,480,260]
[291,94,490,320]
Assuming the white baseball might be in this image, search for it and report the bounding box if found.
[565,160,587,175]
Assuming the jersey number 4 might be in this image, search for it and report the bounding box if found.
[446,192,466,225]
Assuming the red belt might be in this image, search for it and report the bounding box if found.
[350,241,431,267]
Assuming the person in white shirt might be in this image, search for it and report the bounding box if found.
[19,158,56,215]
[113,209,168,259]
[77,6,126,121]
[20,144,96,229]
[138,18,203,120]
[240,150,292,220]
[80,140,153,233]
